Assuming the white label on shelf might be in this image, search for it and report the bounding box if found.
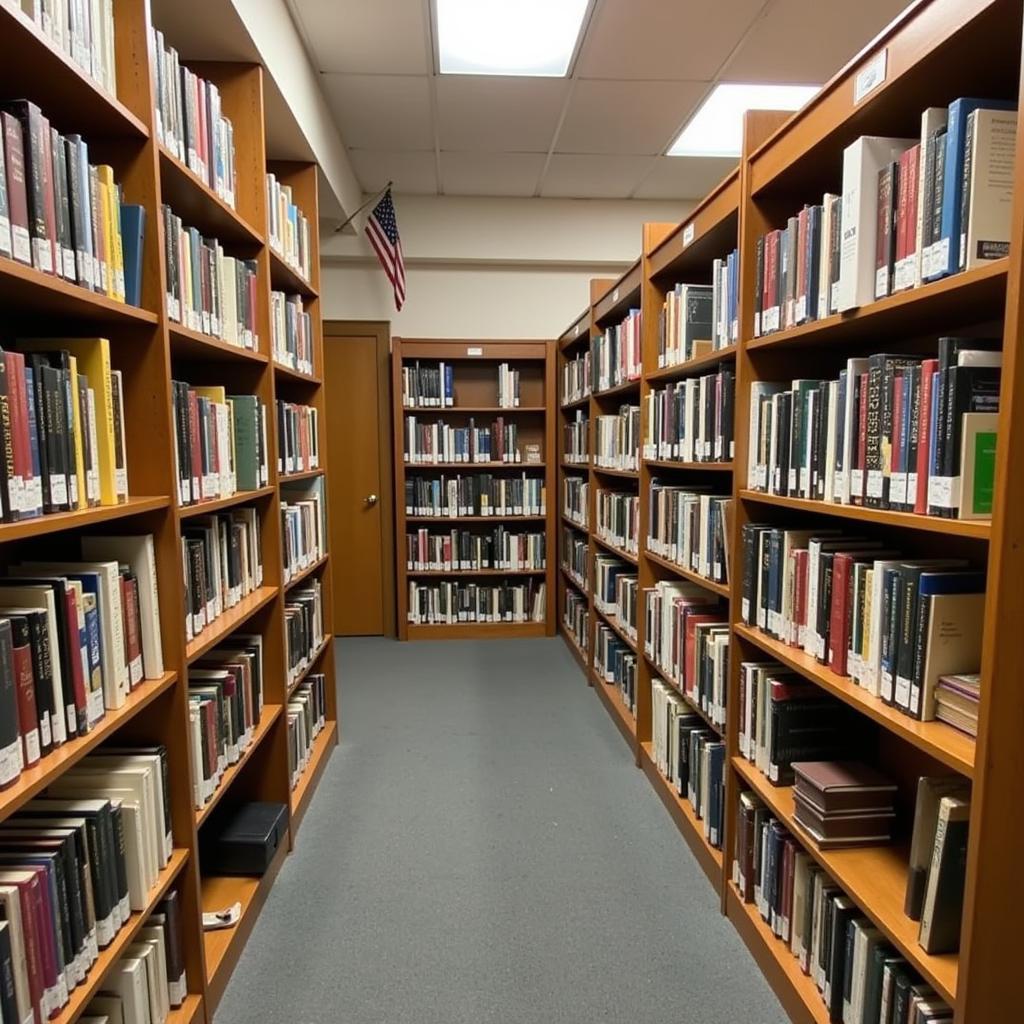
[866,469,884,499]
[850,469,863,499]
[575,323,582,336]
[854,49,887,104]
[612,288,620,302]
[682,222,695,246]
[466,346,483,356]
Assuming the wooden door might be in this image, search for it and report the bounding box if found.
[324,322,395,635]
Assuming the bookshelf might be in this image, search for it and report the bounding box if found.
[555,1,1024,1019]
[393,338,557,640]
[0,2,338,1021]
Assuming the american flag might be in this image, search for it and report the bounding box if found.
[364,189,405,310]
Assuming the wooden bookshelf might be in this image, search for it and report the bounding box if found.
[0,6,339,1021]
[393,338,557,640]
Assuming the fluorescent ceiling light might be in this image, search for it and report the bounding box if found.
[436,0,590,77]
[668,83,820,157]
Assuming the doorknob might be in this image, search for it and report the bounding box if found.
[365,494,379,506]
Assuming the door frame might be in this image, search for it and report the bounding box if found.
[323,319,397,638]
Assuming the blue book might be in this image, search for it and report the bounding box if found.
[119,204,146,307]
[444,363,454,406]
[933,97,1016,280]
[82,597,103,715]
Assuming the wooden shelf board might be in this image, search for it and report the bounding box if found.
[290,721,338,835]
[560,514,589,532]
[167,993,204,1024]
[273,361,321,385]
[158,145,264,246]
[0,257,160,324]
[185,587,279,663]
[643,548,731,598]
[645,459,734,472]
[746,260,1008,353]
[559,564,589,596]
[560,395,591,411]
[590,667,637,746]
[594,603,638,654]
[638,741,724,889]
[592,378,641,400]
[268,248,318,298]
[178,487,276,520]
[279,467,325,483]
[593,261,642,325]
[593,464,640,480]
[644,345,738,383]
[0,672,177,820]
[643,654,724,737]
[561,458,590,470]
[559,623,588,672]
[406,514,547,523]
[406,567,547,577]
[286,636,332,698]
[739,489,991,541]
[732,757,958,1004]
[593,535,640,566]
[284,554,330,590]
[732,623,974,777]
[402,405,546,413]
[401,462,545,471]
[52,849,190,1024]
[195,704,283,827]
[0,495,171,544]
[168,322,268,365]
[558,310,591,348]
[405,621,548,640]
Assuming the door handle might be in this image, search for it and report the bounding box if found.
[365,494,379,506]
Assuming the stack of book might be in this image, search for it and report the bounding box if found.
[402,415,520,464]
[792,761,898,849]
[496,362,520,408]
[406,472,545,518]
[288,673,327,786]
[594,404,640,470]
[19,0,118,96]
[405,527,545,572]
[561,527,588,589]
[563,590,588,654]
[591,310,640,392]
[594,622,636,713]
[277,400,321,475]
[657,283,712,367]
[647,481,731,584]
[401,360,454,408]
[595,488,639,556]
[281,477,326,582]
[593,553,636,638]
[562,475,588,528]
[643,372,735,463]
[935,672,980,736]
[561,351,590,405]
[285,581,324,682]
[266,172,312,281]
[407,579,545,625]
[271,292,314,375]
[563,409,589,464]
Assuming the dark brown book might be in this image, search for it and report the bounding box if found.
[792,760,897,813]
[794,794,895,849]
[1,113,32,266]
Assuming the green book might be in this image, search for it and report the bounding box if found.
[228,395,261,491]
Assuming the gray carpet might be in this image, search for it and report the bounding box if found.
[214,637,789,1024]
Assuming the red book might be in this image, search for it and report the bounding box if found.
[120,573,143,687]
[915,359,938,514]
[9,616,40,767]
[855,372,869,505]
[0,869,45,1022]
[1,112,32,266]
[828,553,856,676]
[781,838,796,940]
[895,149,910,265]
[5,352,32,520]
[59,583,88,735]
[792,548,809,649]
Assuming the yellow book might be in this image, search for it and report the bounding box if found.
[96,166,125,302]
[67,355,87,510]
[95,170,115,299]
[861,568,874,678]
[181,230,193,330]
[16,338,119,505]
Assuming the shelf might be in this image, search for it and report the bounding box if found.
[643,548,731,598]
[406,514,547,523]
[560,514,589,532]
[644,653,724,737]
[0,257,160,324]
[286,636,332,698]
[560,564,589,596]
[168,322,268,365]
[558,310,591,350]
[732,623,975,777]
[594,603,638,654]
[406,567,547,577]
[290,721,338,835]
[402,461,545,471]
[159,145,264,247]
[639,741,723,889]
[269,248,318,298]
[402,405,546,413]
[560,395,591,411]
[0,495,171,544]
[405,621,548,640]
[593,260,642,326]
[746,260,1008,354]
[645,345,738,383]
[732,758,958,1005]
[591,378,641,400]
[273,361,321,386]
[593,464,640,480]
[590,667,637,747]
[738,489,991,540]
[561,459,590,471]
[559,623,588,671]
[195,704,283,827]
[185,586,279,663]
[0,671,177,821]
[167,994,204,1024]
[284,554,330,590]
[645,459,734,472]
[279,467,325,483]
[178,487,276,520]
[593,535,639,566]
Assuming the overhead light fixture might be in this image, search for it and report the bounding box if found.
[667,83,820,157]
[435,0,590,77]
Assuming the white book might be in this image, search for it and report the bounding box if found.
[102,958,152,1024]
[87,995,125,1024]
[839,358,870,504]
[128,939,169,1024]
[0,896,34,1024]
[963,108,1017,270]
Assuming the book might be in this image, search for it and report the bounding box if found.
[919,794,971,954]
[905,777,971,921]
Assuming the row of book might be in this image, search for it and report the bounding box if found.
[402,415,523,464]
[404,472,546,518]
[562,475,588,528]
[0,534,164,789]
[644,580,728,730]
[281,477,327,584]
[594,405,639,471]
[591,310,640,393]
[643,371,735,464]
[563,591,588,655]
[595,488,639,557]
[0,101,141,305]
[593,553,637,642]
[182,508,264,645]
[271,292,315,376]
[17,0,118,98]
[171,384,268,507]
[405,528,546,572]
[561,351,590,406]
[277,401,320,476]
[162,205,259,349]
[285,581,323,684]
[733,789,955,1022]
[288,673,328,788]
[152,28,237,209]
[754,99,1016,337]
[0,339,128,521]
[188,634,264,809]
[748,337,1001,521]
[657,253,738,368]
[740,525,983,723]
[561,530,588,592]
[563,410,588,464]
[0,746,177,1023]
[266,173,312,282]
[647,483,731,586]
[594,622,636,714]
[650,679,725,847]
[406,580,546,625]
[401,361,531,410]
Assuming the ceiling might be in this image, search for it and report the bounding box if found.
[288,0,912,200]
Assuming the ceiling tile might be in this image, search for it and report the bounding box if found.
[348,150,438,195]
[321,74,434,151]
[540,154,655,198]
[555,79,708,156]
[436,77,570,153]
[293,0,430,74]
[576,0,766,81]
[440,152,547,197]
[632,156,739,200]
[722,0,913,83]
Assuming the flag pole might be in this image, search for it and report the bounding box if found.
[331,181,394,234]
